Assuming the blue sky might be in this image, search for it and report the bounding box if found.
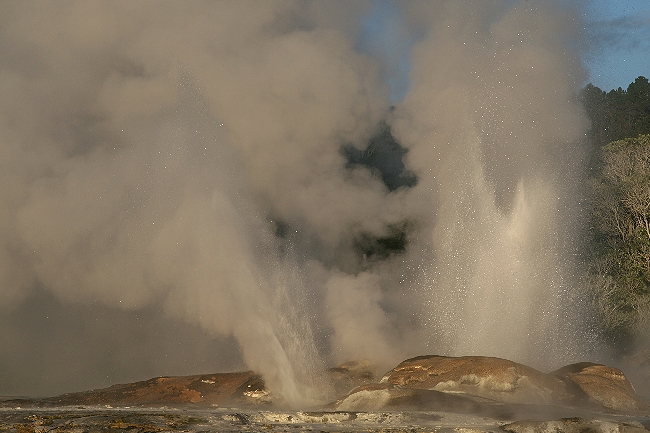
[359,1,650,99]
[582,0,650,91]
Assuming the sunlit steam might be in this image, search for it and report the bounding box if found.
[0,0,598,403]
[392,1,593,369]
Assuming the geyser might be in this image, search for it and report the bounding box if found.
[391,1,594,369]
[0,0,598,404]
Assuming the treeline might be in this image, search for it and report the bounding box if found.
[581,76,650,352]
[581,76,650,147]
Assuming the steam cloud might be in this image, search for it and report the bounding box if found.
[1,1,596,404]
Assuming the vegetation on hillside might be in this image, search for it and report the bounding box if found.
[588,135,650,348]
[581,77,650,351]
[581,76,650,147]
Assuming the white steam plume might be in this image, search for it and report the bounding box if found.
[0,0,598,402]
[392,1,593,369]
[0,0,393,403]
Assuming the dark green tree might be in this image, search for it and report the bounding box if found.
[580,76,650,148]
[627,76,650,134]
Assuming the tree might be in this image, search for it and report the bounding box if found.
[589,135,650,348]
[580,83,609,147]
[580,76,650,149]
[627,76,650,135]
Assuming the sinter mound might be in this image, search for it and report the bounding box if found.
[2,355,648,417]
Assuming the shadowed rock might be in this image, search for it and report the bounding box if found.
[551,362,650,412]
[332,383,481,412]
[331,382,527,419]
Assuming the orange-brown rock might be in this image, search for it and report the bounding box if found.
[4,371,269,408]
[338,356,650,414]
[380,355,572,405]
[551,362,650,413]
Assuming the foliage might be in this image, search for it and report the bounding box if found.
[580,76,650,148]
[589,134,650,348]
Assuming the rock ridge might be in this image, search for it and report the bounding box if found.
[2,355,648,418]
[333,355,650,415]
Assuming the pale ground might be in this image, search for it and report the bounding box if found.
[1,406,649,433]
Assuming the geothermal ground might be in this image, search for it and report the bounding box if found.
[3,406,647,433]
[2,399,650,433]
[2,355,649,433]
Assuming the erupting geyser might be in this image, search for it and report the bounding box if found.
[0,1,599,405]
[391,2,594,368]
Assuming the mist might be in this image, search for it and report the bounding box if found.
[1,1,598,405]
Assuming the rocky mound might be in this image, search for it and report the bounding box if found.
[551,362,649,412]
[332,355,650,415]
[3,355,647,418]
[1,371,269,408]
[379,355,571,405]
